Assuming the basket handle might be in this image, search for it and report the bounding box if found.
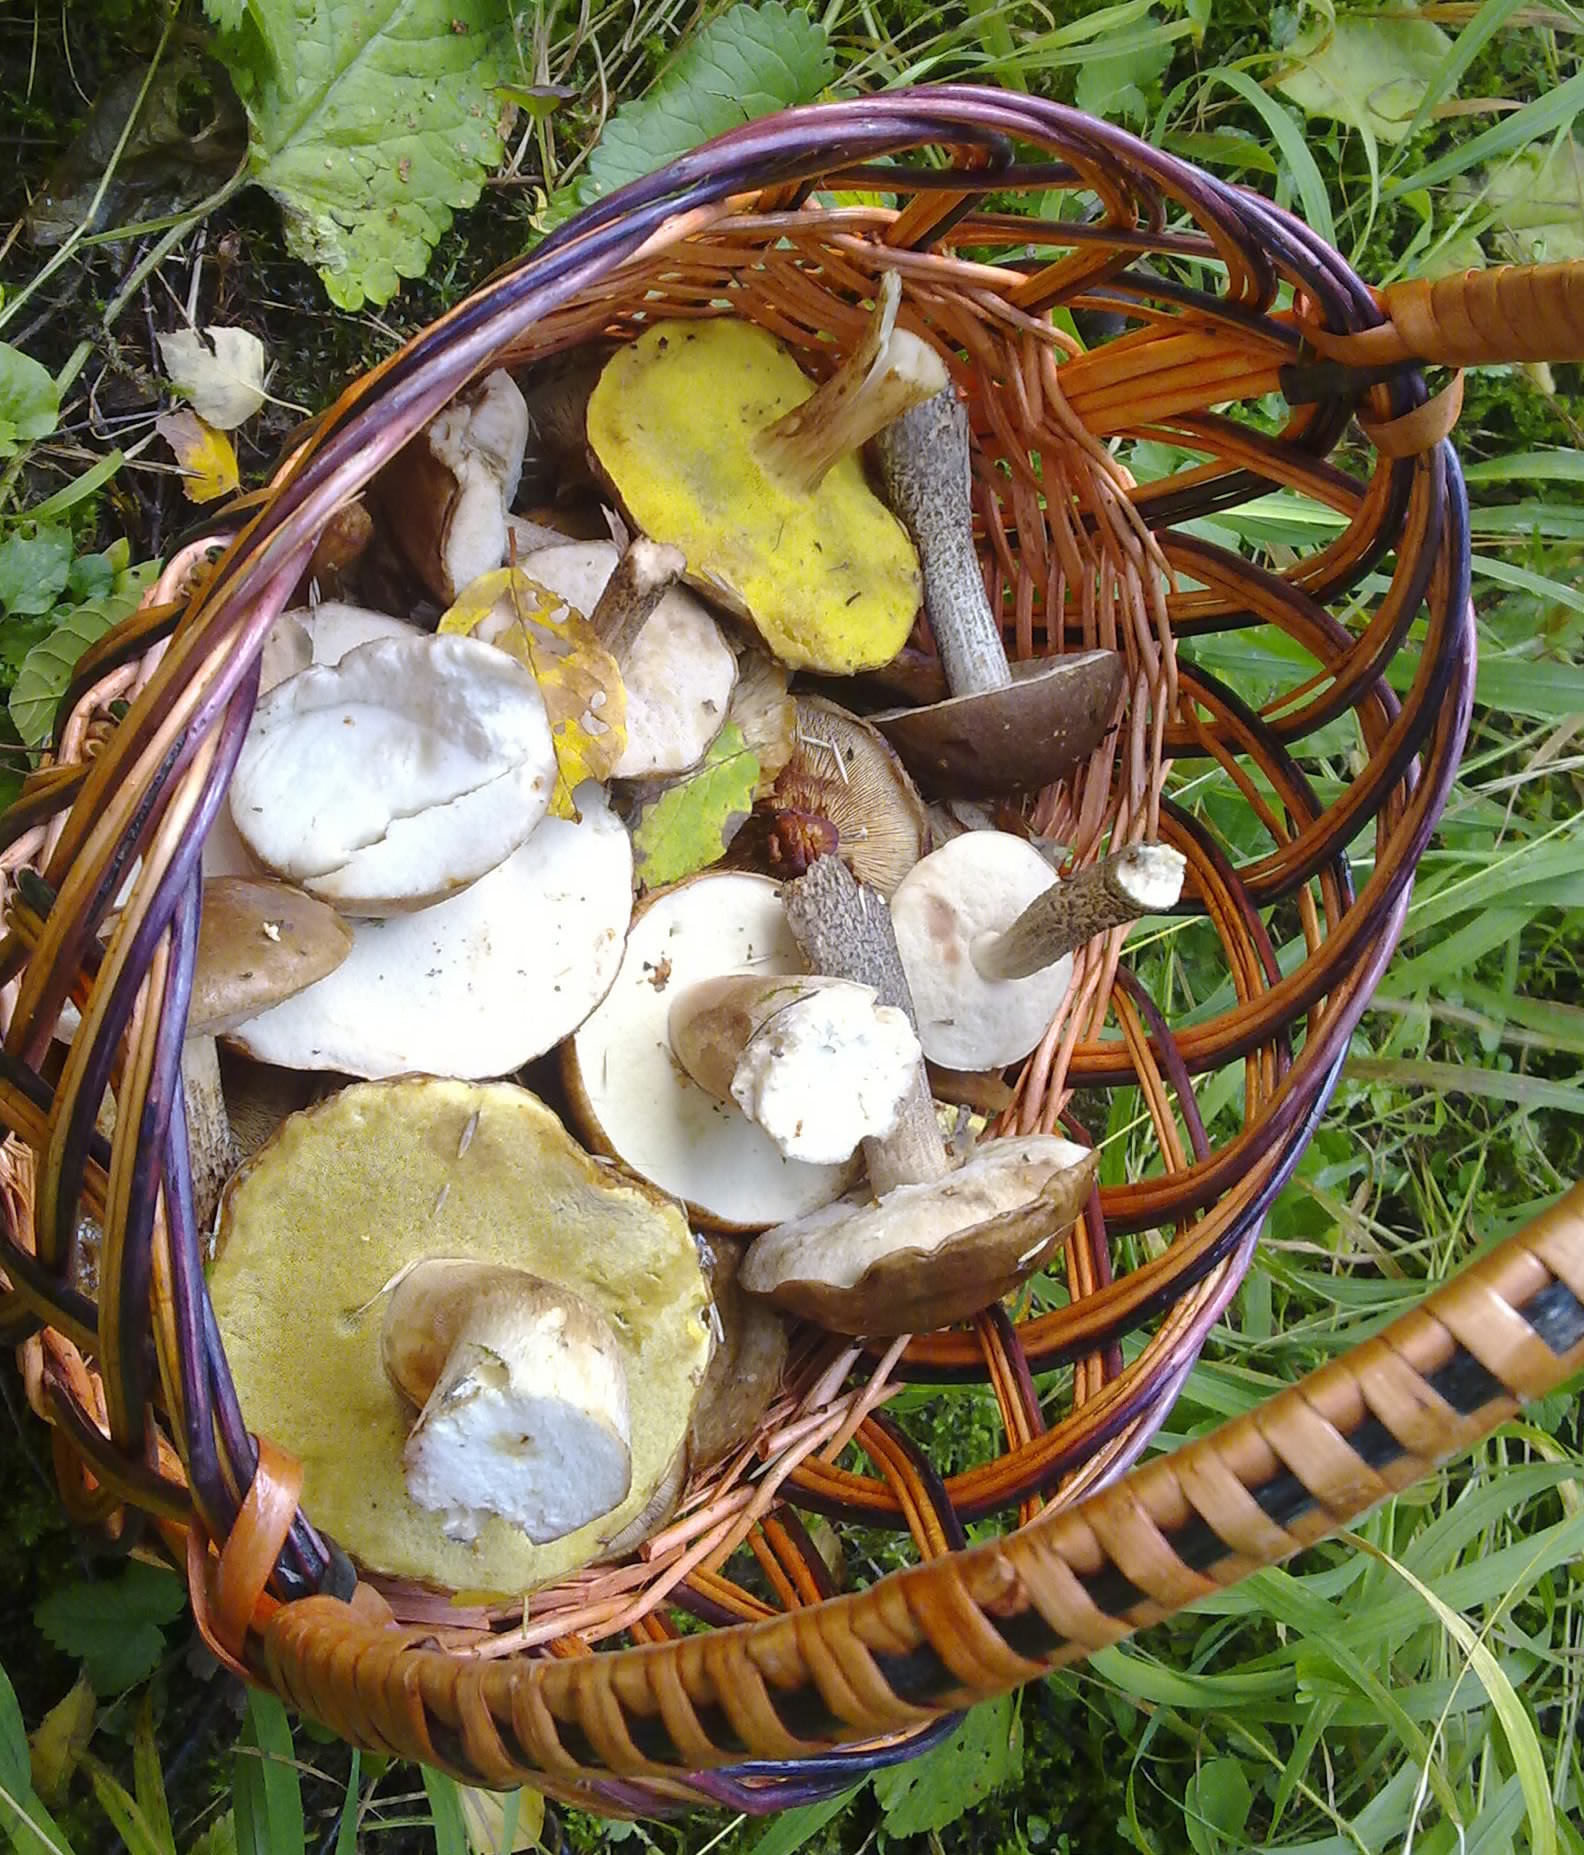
[261,1182,1584,1780]
[1303,258,1584,367]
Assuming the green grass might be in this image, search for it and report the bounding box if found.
[2,2,1584,1853]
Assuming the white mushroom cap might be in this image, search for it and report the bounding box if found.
[225,782,632,1078]
[518,540,737,780]
[890,831,1073,1069]
[291,599,417,663]
[564,872,859,1231]
[228,633,555,915]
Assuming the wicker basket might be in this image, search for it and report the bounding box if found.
[3,87,1584,1817]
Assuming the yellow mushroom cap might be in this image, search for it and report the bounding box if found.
[587,320,923,675]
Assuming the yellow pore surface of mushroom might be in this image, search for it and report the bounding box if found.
[207,1077,711,1597]
[587,321,921,675]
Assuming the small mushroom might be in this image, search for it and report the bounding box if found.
[688,1239,788,1472]
[184,876,353,1229]
[667,973,922,1166]
[372,368,529,604]
[294,498,375,606]
[514,536,738,779]
[869,388,1126,798]
[891,834,1186,1068]
[228,634,557,915]
[562,871,861,1232]
[207,1077,711,1593]
[384,1261,632,1545]
[758,696,928,895]
[225,782,632,1080]
[739,854,1095,1334]
[586,272,947,674]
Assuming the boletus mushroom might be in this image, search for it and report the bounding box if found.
[586,272,947,673]
[206,1077,711,1593]
[869,388,1126,798]
[228,633,557,915]
[372,368,529,604]
[563,871,861,1231]
[384,1261,632,1545]
[739,854,1097,1334]
[184,876,353,1229]
[225,782,632,1080]
[891,833,1187,1068]
[688,1239,788,1473]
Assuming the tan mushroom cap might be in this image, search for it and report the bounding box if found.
[741,1135,1097,1335]
[191,877,354,1036]
[689,1239,788,1472]
[207,1078,712,1595]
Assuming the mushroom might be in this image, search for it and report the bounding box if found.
[295,497,375,606]
[224,781,632,1080]
[384,1261,632,1545]
[586,272,947,674]
[562,871,861,1232]
[206,1077,711,1593]
[667,973,922,1166]
[688,1239,788,1472]
[372,368,529,604]
[868,388,1126,798]
[512,536,738,779]
[738,854,1096,1335]
[891,833,1187,1069]
[227,633,557,915]
[756,696,928,895]
[184,876,354,1229]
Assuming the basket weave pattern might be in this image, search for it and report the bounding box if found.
[2,87,1580,1812]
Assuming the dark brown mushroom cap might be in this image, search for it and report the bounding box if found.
[870,650,1124,800]
[192,877,354,1036]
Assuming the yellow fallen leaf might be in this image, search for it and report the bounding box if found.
[440,566,626,819]
[156,409,239,503]
[458,1782,545,1854]
[28,1672,96,1803]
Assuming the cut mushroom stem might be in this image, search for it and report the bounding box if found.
[874,387,1009,697]
[667,972,923,1166]
[587,536,687,662]
[756,272,949,495]
[973,843,1187,981]
[781,854,949,1196]
[383,1259,633,1546]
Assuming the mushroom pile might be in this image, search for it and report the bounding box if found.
[176,275,1187,1598]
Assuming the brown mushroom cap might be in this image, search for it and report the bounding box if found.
[688,1239,789,1472]
[870,651,1125,800]
[191,878,354,1036]
[740,1136,1097,1335]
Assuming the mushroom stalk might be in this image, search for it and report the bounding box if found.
[667,972,922,1166]
[586,536,687,662]
[873,387,1009,697]
[782,855,950,1196]
[757,272,949,494]
[972,843,1187,982]
[182,1034,238,1236]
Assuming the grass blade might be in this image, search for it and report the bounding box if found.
[233,1692,303,1855]
[420,1766,468,1855]
[1201,70,1334,246]
[1390,68,1584,191]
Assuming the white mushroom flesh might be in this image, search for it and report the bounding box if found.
[226,782,632,1078]
[430,369,529,598]
[890,831,1074,1069]
[731,986,922,1166]
[521,540,737,779]
[228,634,555,915]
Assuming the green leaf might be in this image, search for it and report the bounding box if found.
[629,722,759,889]
[1391,64,1584,193]
[9,561,157,750]
[1183,1756,1252,1855]
[1275,12,1453,143]
[332,1753,359,1855]
[131,1696,174,1855]
[1200,69,1334,248]
[748,1789,860,1855]
[222,0,517,310]
[33,1565,185,1695]
[188,1813,238,1855]
[26,1679,94,1806]
[571,3,835,219]
[872,1698,1022,1837]
[421,1768,468,1855]
[1075,13,1174,125]
[83,1759,173,1855]
[1461,139,1584,264]
[233,1691,303,1855]
[0,530,73,617]
[0,344,59,458]
[204,1,297,83]
[0,1669,30,1808]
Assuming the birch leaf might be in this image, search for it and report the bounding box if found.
[629,722,759,889]
[156,410,240,503]
[157,325,267,428]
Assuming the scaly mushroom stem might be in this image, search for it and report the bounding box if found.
[782,855,949,1196]
[972,843,1187,982]
[873,387,1010,697]
[182,1035,238,1236]
[757,272,949,494]
[586,536,687,662]
[667,972,922,1166]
